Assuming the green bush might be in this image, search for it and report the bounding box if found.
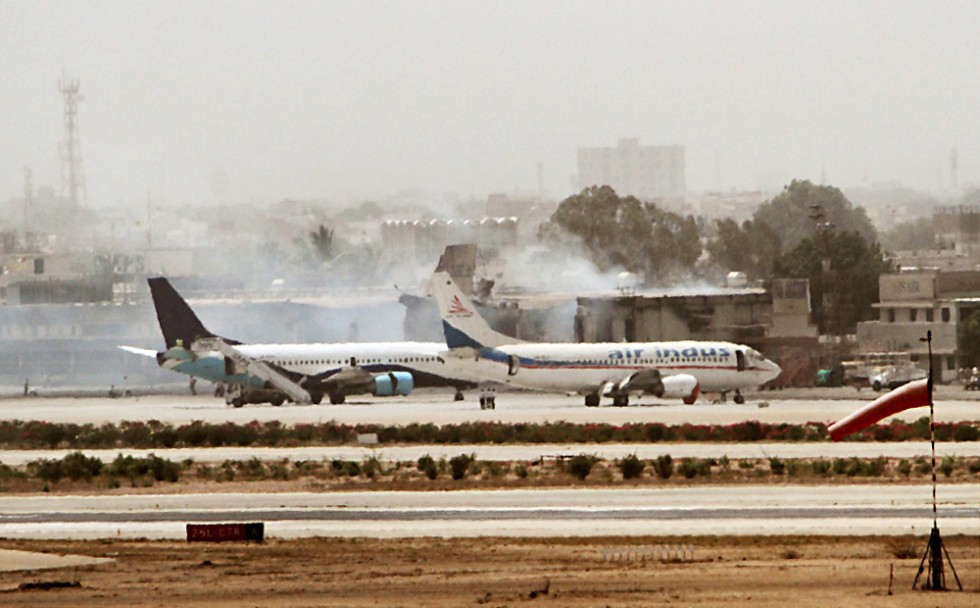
[913,457,931,475]
[416,454,435,472]
[953,424,978,441]
[897,459,912,477]
[939,456,956,478]
[617,454,644,480]
[768,457,786,475]
[515,463,529,479]
[678,458,699,479]
[832,458,848,475]
[344,461,361,477]
[362,457,382,479]
[449,454,474,480]
[812,459,831,475]
[865,457,887,477]
[566,454,599,480]
[653,454,673,479]
[62,452,104,481]
[424,462,438,480]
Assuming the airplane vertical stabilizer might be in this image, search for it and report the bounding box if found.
[148,277,221,349]
[430,271,523,349]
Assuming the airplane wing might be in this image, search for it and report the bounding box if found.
[599,369,700,404]
[599,368,665,398]
[118,345,159,358]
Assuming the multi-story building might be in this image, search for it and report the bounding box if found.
[856,268,980,381]
[577,138,686,200]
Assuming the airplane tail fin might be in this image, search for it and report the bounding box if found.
[429,269,521,349]
[147,277,224,349]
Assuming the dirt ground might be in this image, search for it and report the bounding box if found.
[0,536,977,607]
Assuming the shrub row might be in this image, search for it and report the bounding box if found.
[25,452,181,485]
[1,418,976,450]
[4,452,978,488]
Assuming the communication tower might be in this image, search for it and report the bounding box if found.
[59,77,86,206]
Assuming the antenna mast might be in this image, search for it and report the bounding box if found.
[59,77,86,206]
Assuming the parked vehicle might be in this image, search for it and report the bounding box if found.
[869,365,928,392]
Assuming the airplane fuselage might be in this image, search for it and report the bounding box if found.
[165,341,478,388]
[443,340,781,395]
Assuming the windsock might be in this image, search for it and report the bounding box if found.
[828,378,930,441]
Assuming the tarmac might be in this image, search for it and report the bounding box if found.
[1,485,977,540]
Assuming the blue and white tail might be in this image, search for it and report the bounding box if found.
[430,271,522,349]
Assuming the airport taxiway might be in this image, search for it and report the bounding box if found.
[0,390,977,426]
[1,485,977,540]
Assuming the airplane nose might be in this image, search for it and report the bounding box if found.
[766,359,782,381]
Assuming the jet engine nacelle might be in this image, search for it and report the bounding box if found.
[372,371,414,396]
[661,374,700,404]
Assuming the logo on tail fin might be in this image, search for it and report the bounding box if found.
[447,294,472,316]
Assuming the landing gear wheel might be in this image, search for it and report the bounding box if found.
[270,395,285,407]
[310,392,323,405]
[613,395,629,407]
[733,391,745,405]
[454,390,465,402]
[231,397,244,408]
[584,393,600,407]
[872,380,882,392]
[329,392,345,405]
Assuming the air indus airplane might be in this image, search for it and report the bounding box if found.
[431,270,782,406]
[122,278,474,407]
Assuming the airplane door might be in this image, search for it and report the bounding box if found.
[736,350,745,371]
[349,357,357,367]
[507,354,520,376]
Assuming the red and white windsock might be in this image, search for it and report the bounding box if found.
[828,378,931,441]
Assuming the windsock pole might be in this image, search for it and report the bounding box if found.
[912,330,962,591]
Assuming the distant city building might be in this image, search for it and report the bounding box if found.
[577,138,686,200]
[934,204,980,254]
[693,190,765,223]
[855,268,980,381]
[381,217,519,275]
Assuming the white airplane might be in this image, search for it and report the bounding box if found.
[121,277,476,407]
[430,269,782,406]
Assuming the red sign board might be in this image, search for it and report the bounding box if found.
[186,523,264,543]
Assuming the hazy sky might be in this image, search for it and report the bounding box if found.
[2,1,978,208]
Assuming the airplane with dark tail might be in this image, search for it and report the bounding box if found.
[121,278,476,407]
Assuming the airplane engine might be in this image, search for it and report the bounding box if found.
[372,371,414,396]
[661,374,700,404]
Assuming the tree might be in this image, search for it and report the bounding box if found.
[538,186,701,285]
[755,180,876,251]
[880,217,936,252]
[773,231,890,334]
[705,218,783,281]
[309,224,336,264]
[957,309,980,368]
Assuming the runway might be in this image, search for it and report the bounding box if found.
[1,485,976,540]
[0,389,977,426]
